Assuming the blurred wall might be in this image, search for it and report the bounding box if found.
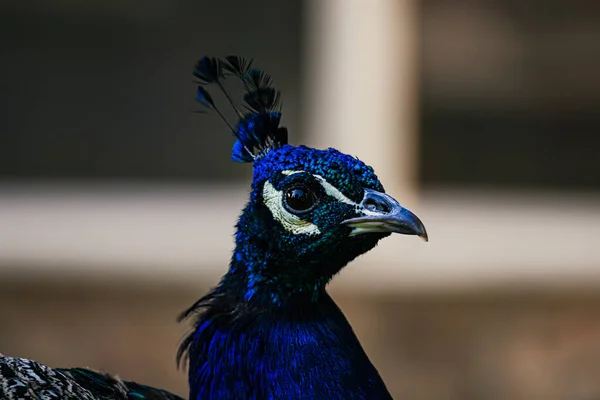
[420,0,600,190]
[0,1,303,183]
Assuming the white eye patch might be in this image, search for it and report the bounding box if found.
[312,175,358,207]
[304,171,384,218]
[262,181,321,236]
[284,170,360,207]
[262,170,366,236]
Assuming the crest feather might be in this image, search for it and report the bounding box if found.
[193,57,222,84]
[192,56,288,163]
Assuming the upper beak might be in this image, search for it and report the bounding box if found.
[342,189,428,241]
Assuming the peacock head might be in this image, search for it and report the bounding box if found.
[194,57,427,302]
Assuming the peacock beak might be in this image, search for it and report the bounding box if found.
[342,189,428,241]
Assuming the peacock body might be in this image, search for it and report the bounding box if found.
[178,56,428,400]
[0,55,427,400]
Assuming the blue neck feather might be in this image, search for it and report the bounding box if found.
[181,56,394,400]
[178,214,392,400]
[230,203,334,307]
[184,285,392,400]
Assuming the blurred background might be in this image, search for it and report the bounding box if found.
[1,0,600,398]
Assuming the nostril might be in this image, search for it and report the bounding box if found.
[364,198,390,213]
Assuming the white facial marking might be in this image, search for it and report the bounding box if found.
[312,175,358,207]
[271,170,381,236]
[312,174,390,222]
[312,175,386,218]
[281,170,302,176]
[262,181,321,236]
[282,170,360,206]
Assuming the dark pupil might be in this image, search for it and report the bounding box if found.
[286,187,314,212]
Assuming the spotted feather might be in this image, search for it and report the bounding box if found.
[0,355,183,400]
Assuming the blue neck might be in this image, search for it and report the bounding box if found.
[182,206,392,399]
[186,290,392,400]
[226,206,342,307]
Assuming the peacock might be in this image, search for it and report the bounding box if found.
[0,56,427,400]
[177,56,428,399]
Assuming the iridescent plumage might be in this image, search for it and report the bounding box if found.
[0,355,183,400]
[179,56,428,399]
[0,55,427,400]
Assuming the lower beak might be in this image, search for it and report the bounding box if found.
[342,189,428,242]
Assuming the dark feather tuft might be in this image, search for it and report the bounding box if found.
[231,139,254,163]
[195,86,216,110]
[193,57,222,84]
[222,56,252,77]
[243,87,280,113]
[192,56,288,163]
[274,126,288,145]
[176,289,218,369]
[243,68,273,92]
[232,112,285,162]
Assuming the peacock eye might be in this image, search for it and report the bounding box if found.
[284,186,317,214]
